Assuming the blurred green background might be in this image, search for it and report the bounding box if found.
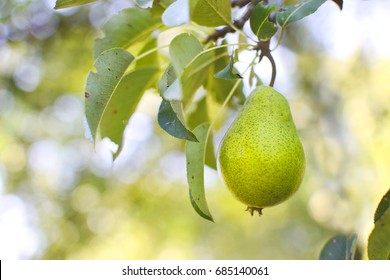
[0,0,389,260]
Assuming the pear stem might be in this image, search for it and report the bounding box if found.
[256,40,277,87]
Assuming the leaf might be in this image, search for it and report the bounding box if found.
[368,208,390,260]
[187,97,217,169]
[85,48,134,142]
[374,188,390,223]
[93,7,161,59]
[331,0,343,10]
[158,65,177,95]
[169,33,213,104]
[54,0,95,9]
[205,46,245,106]
[180,53,213,105]
[162,0,190,27]
[276,0,327,27]
[250,3,278,41]
[214,55,242,80]
[136,38,159,68]
[169,33,204,76]
[186,123,214,222]
[151,0,176,17]
[100,67,159,158]
[190,0,232,27]
[159,65,182,101]
[157,99,198,142]
[319,234,358,260]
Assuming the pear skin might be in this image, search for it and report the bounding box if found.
[217,86,305,215]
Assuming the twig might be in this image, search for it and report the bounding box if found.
[256,40,276,87]
[231,0,252,8]
[206,1,256,42]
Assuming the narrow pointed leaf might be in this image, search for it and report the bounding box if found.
[186,123,214,222]
[205,45,245,106]
[54,0,95,9]
[85,48,134,142]
[187,97,216,169]
[93,8,161,59]
[368,208,390,260]
[276,0,327,27]
[374,188,390,223]
[190,0,231,27]
[100,67,159,158]
[158,99,198,141]
[214,56,242,80]
[319,234,358,260]
[250,3,278,41]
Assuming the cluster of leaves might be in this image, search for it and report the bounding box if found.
[54,0,342,222]
[319,188,390,260]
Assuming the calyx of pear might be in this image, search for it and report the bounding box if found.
[217,86,305,216]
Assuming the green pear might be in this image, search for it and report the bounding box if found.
[217,86,305,215]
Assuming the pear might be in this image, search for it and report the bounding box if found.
[217,86,305,215]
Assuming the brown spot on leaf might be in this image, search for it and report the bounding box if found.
[85,92,90,98]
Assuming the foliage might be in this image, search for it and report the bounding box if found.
[319,234,357,260]
[318,188,390,260]
[2,0,389,260]
[367,188,390,259]
[54,0,344,222]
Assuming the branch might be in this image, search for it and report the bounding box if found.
[206,1,256,42]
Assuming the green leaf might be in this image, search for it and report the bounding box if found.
[180,53,213,105]
[85,48,134,142]
[151,0,176,17]
[319,234,358,260]
[93,7,161,59]
[276,0,327,27]
[136,38,159,68]
[205,46,245,106]
[157,99,198,142]
[54,0,95,9]
[214,55,242,80]
[187,97,217,169]
[158,65,177,95]
[169,33,204,76]
[169,33,213,104]
[159,65,182,101]
[374,188,390,223]
[100,67,159,158]
[368,208,390,260]
[250,3,278,41]
[190,0,231,27]
[186,123,214,222]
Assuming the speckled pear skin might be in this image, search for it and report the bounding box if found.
[217,86,305,209]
